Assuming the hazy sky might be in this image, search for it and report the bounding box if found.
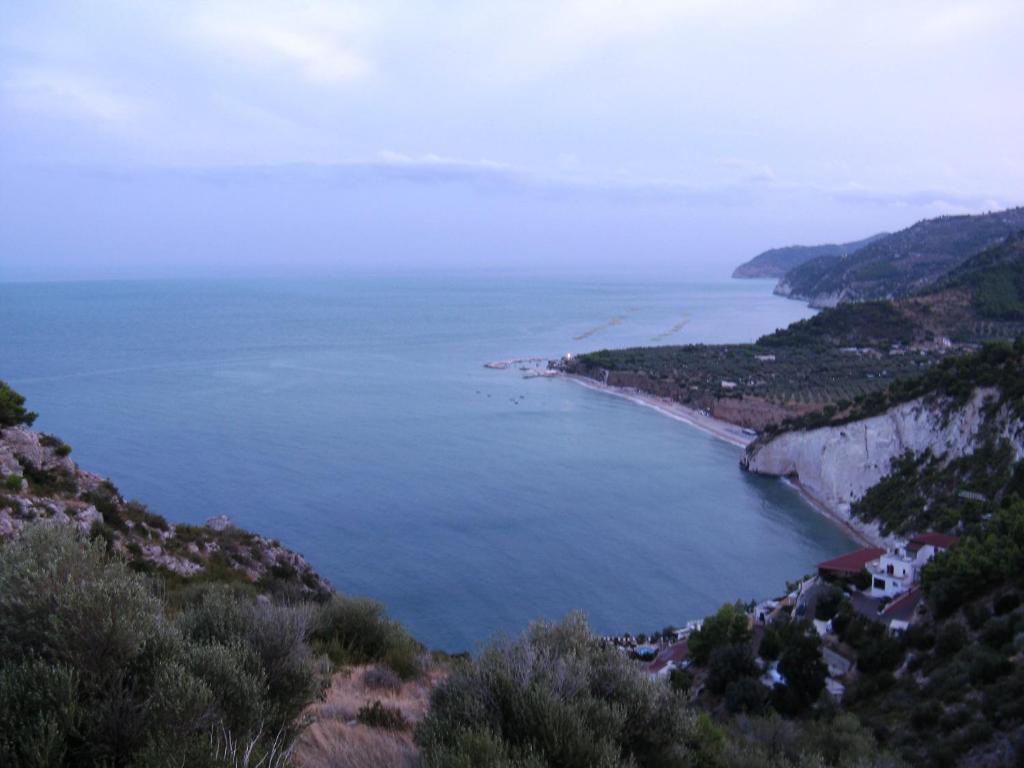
[2,0,1022,280]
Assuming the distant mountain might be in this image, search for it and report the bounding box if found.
[931,231,1024,321]
[762,234,1024,349]
[775,207,1024,306]
[732,233,886,278]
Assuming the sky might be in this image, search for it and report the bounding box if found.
[1,0,1022,280]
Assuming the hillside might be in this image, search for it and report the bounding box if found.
[560,237,1024,432]
[740,341,1024,766]
[1,378,914,768]
[775,207,1024,307]
[744,339,1024,536]
[0,379,437,768]
[3,355,1022,768]
[732,233,886,279]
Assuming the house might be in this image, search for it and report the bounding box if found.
[825,678,846,701]
[880,587,925,634]
[866,550,916,597]
[648,640,689,677]
[822,647,852,677]
[818,547,885,579]
[866,533,959,598]
[721,380,737,390]
[908,532,959,555]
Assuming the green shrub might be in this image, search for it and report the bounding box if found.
[669,666,694,693]
[707,643,757,695]
[312,594,422,679]
[993,592,1020,615]
[0,659,80,768]
[363,665,403,692]
[0,525,329,765]
[357,700,409,731]
[0,381,37,428]
[688,601,751,666]
[14,458,76,497]
[724,677,766,714]
[176,586,329,730]
[815,584,844,621]
[967,646,1012,685]
[4,475,22,492]
[417,612,712,768]
[39,434,72,457]
[935,622,968,657]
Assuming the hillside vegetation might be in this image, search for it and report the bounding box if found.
[562,234,1024,431]
[776,208,1024,305]
[0,381,915,767]
[732,233,886,279]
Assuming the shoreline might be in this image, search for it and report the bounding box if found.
[778,476,882,548]
[560,373,753,449]
[560,373,881,547]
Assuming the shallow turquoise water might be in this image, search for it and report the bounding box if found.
[0,274,854,649]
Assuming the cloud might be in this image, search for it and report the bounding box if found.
[191,3,371,84]
[3,69,136,123]
[828,185,1006,212]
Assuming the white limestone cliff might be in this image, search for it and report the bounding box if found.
[742,387,1024,544]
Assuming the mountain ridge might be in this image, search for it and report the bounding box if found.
[732,233,887,279]
[773,207,1024,307]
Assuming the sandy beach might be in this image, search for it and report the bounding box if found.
[562,373,882,547]
[561,373,754,449]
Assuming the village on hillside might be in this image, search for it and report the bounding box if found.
[607,532,959,703]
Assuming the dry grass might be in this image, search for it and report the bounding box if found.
[292,663,445,768]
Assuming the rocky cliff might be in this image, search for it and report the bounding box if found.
[741,387,1024,543]
[0,424,331,593]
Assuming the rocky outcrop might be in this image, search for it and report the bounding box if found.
[771,279,842,308]
[0,425,331,593]
[741,387,1024,543]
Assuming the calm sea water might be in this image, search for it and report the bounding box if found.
[0,274,854,649]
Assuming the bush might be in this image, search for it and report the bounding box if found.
[993,592,1021,616]
[689,601,751,666]
[935,622,968,657]
[669,667,694,695]
[0,524,329,765]
[724,677,766,714]
[3,475,22,492]
[312,595,422,679]
[758,624,783,661]
[39,434,72,457]
[357,700,409,731]
[775,625,827,714]
[814,584,844,621]
[707,643,758,695]
[417,612,715,768]
[967,646,1012,685]
[363,665,403,692]
[0,381,37,428]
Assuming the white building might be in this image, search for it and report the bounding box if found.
[866,533,958,598]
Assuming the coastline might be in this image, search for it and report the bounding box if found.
[560,372,882,548]
[560,373,753,449]
[779,476,883,548]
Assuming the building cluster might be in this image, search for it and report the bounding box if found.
[634,532,959,703]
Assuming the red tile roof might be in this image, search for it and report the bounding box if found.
[648,640,689,675]
[911,532,959,549]
[818,547,885,574]
[881,587,924,622]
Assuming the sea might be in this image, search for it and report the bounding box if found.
[0,273,856,650]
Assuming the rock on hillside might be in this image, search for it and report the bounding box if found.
[0,424,331,594]
[741,387,1024,543]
